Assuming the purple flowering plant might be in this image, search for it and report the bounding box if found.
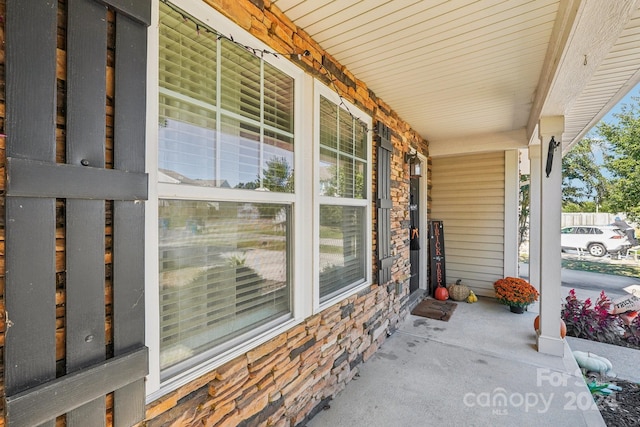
[625,315,640,347]
[561,289,623,344]
[562,289,640,349]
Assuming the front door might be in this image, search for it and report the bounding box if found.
[409,176,420,293]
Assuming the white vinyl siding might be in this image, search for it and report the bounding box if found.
[430,152,505,296]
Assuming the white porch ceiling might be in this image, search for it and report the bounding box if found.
[272,0,640,155]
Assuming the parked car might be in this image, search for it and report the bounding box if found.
[561,225,632,257]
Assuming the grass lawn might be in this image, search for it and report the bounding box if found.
[561,258,640,278]
[520,252,640,278]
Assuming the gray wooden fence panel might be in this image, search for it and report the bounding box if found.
[5,7,58,427]
[376,122,393,285]
[112,10,148,426]
[66,0,109,424]
[4,0,150,425]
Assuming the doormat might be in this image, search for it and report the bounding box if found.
[411,298,457,322]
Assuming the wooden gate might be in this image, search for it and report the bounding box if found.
[4,0,150,425]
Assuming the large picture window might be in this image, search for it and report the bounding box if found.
[157,2,295,377]
[158,200,290,376]
[318,95,370,302]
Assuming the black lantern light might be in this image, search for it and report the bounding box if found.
[405,149,422,177]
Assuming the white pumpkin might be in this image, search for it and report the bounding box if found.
[572,351,612,373]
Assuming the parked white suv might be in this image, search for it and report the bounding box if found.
[561,225,632,257]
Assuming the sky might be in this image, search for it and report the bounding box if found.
[600,82,640,123]
[565,82,640,204]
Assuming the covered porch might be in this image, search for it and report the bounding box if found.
[275,0,640,356]
[307,296,605,426]
[3,0,640,425]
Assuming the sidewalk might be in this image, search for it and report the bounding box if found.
[306,297,605,427]
[566,336,640,384]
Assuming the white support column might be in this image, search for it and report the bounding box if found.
[537,116,565,356]
[528,146,541,313]
[504,150,519,278]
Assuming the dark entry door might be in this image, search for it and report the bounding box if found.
[409,177,420,293]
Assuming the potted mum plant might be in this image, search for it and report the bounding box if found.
[493,277,539,313]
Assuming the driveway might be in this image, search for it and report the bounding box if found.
[519,262,640,299]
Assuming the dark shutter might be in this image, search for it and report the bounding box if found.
[376,123,393,284]
[4,1,151,426]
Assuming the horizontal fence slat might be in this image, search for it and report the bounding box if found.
[5,347,149,427]
[6,157,148,200]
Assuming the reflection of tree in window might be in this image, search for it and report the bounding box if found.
[319,96,367,199]
[261,157,294,192]
[320,164,364,198]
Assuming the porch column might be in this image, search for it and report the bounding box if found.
[537,116,565,356]
[504,150,519,278]
[528,146,541,313]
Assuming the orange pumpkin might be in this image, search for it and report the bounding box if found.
[534,315,566,338]
[434,286,449,301]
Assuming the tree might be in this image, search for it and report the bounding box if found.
[597,98,640,221]
[262,156,294,193]
[518,174,529,248]
[253,157,293,219]
[561,137,609,211]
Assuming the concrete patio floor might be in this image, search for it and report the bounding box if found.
[307,296,605,427]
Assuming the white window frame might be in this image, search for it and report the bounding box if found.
[145,0,312,401]
[313,81,373,312]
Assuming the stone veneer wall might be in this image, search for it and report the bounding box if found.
[144,288,406,426]
[0,0,429,425]
[140,1,428,425]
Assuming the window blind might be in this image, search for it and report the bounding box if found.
[158,200,291,374]
[157,2,295,378]
[158,2,294,190]
[318,94,369,300]
[319,205,366,300]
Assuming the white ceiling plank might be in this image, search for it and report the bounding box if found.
[306,0,438,40]
[282,0,338,21]
[326,0,557,58]
[271,0,306,14]
[318,0,509,51]
[273,0,640,150]
[354,28,550,85]
[336,4,558,74]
